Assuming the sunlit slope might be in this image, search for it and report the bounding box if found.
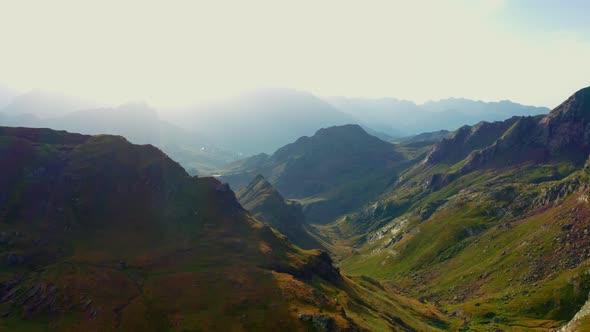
[331,87,590,330]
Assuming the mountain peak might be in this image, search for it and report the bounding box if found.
[315,124,368,136]
[307,124,380,146]
[537,86,590,154]
[273,123,394,163]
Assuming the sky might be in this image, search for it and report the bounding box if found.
[0,0,589,108]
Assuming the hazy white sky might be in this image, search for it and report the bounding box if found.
[1,0,589,108]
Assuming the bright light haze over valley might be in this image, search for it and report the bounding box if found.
[1,0,589,108]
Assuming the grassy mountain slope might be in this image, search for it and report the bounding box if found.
[0,126,455,331]
[319,87,590,330]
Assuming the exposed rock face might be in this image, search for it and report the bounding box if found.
[274,250,342,284]
[422,173,455,192]
[423,116,521,165]
[459,116,547,173]
[541,87,590,153]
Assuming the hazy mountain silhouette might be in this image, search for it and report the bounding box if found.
[170,88,358,154]
[326,96,549,136]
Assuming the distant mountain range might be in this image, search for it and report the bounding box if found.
[0,85,18,109]
[326,96,550,137]
[169,88,357,155]
[0,87,552,173]
[0,100,240,173]
[1,89,103,118]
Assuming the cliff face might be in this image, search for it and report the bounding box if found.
[423,116,521,165]
[540,87,590,153]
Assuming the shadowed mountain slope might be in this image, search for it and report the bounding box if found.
[0,126,455,331]
[237,175,322,250]
[220,124,417,224]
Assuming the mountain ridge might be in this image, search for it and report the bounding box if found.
[237,175,323,249]
[325,95,549,136]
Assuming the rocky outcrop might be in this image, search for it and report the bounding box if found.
[558,293,590,331]
[533,165,590,207]
[541,86,590,153]
[423,116,521,165]
[273,249,342,284]
[298,313,336,332]
[459,116,546,173]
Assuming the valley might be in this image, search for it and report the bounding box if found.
[0,87,589,330]
[215,87,590,331]
[2,1,588,330]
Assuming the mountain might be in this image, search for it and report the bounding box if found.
[422,116,525,166]
[170,88,358,155]
[237,175,322,250]
[0,126,457,331]
[0,90,102,118]
[424,87,590,175]
[325,96,549,136]
[220,124,419,224]
[316,86,590,330]
[397,130,451,144]
[0,103,240,173]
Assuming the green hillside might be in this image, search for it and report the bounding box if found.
[322,87,590,330]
